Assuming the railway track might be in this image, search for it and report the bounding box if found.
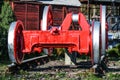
[7,55,55,73]
[28,61,92,72]
[7,55,94,73]
[7,55,111,75]
[5,55,120,80]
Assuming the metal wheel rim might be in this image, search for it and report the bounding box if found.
[8,21,24,64]
[100,5,106,55]
[41,6,52,31]
[92,21,100,64]
[8,22,17,63]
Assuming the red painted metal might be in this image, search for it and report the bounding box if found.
[10,2,93,64]
[16,12,91,56]
[14,21,25,64]
[61,13,90,31]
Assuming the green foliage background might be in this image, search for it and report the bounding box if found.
[107,44,120,58]
[0,1,14,60]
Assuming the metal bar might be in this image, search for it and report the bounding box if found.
[7,55,54,73]
[101,5,106,55]
[87,0,90,23]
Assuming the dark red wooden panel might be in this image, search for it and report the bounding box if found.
[52,6,67,26]
[26,4,40,30]
[13,2,80,29]
[14,3,40,30]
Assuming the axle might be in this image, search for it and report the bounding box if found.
[22,29,90,54]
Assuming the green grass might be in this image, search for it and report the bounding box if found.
[107,44,120,58]
[0,70,120,80]
[0,61,10,71]
[104,72,120,80]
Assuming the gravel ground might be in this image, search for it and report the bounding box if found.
[0,58,120,80]
[24,58,120,79]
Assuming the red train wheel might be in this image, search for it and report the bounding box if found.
[8,21,24,64]
[41,5,53,30]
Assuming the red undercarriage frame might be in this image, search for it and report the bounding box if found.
[18,13,91,55]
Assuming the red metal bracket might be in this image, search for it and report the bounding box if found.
[19,12,91,55]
